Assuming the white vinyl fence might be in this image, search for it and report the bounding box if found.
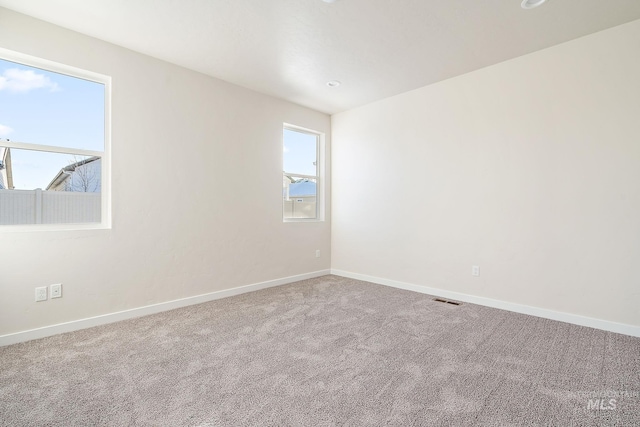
[283,199,317,219]
[0,189,100,225]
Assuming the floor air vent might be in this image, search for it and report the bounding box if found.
[434,298,462,306]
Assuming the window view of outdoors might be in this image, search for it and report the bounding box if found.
[0,57,105,225]
[283,127,319,220]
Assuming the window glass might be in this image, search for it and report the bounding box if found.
[0,58,104,152]
[283,126,320,220]
[283,128,317,176]
[0,51,109,229]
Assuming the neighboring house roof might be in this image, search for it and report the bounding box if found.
[288,179,316,197]
[46,156,100,191]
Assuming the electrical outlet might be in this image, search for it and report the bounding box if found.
[50,284,62,299]
[472,266,480,277]
[35,286,47,302]
[315,249,321,258]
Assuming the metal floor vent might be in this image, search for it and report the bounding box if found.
[434,298,462,306]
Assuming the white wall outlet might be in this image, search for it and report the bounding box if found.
[35,286,47,302]
[316,249,321,258]
[472,266,480,276]
[50,284,62,299]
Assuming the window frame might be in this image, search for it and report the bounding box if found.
[282,123,324,222]
[0,47,111,231]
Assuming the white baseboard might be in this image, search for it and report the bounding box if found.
[331,269,640,338]
[0,269,331,347]
[4,268,637,346]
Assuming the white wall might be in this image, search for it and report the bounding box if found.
[332,20,640,328]
[0,8,330,336]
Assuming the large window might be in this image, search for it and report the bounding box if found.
[0,48,110,229]
[283,124,322,221]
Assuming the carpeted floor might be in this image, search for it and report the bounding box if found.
[1,275,639,426]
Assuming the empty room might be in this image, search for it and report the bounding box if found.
[1,1,639,426]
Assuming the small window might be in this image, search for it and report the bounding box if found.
[0,49,110,229]
[283,125,322,221]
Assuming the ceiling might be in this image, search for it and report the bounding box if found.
[1,0,639,114]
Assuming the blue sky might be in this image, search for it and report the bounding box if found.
[283,128,317,177]
[0,58,104,189]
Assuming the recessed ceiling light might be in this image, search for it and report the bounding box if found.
[322,0,339,3]
[521,0,548,9]
[326,80,341,88]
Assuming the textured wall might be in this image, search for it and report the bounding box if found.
[332,20,640,327]
[0,8,331,335]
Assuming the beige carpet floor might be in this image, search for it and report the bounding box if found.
[1,275,639,426]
